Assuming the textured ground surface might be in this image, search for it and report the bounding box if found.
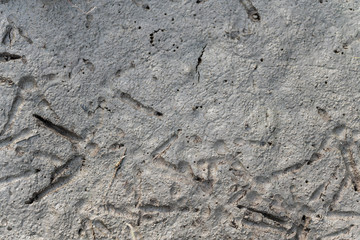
[1,0,360,239]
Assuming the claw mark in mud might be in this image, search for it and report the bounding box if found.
[17,27,33,44]
[241,218,287,232]
[4,15,33,45]
[310,165,339,203]
[0,95,24,136]
[104,148,127,201]
[338,140,360,192]
[327,175,349,212]
[309,183,325,201]
[115,90,163,118]
[25,155,84,204]
[139,204,172,213]
[0,168,38,185]
[270,129,331,178]
[151,129,181,160]
[195,45,206,82]
[241,208,310,237]
[346,144,360,192]
[33,150,65,164]
[270,162,305,177]
[33,114,83,142]
[0,128,31,148]
[0,52,22,62]
[99,203,139,219]
[228,189,247,204]
[239,0,260,22]
[237,205,287,224]
[113,148,127,177]
[196,0,209,3]
[2,25,14,45]
[318,224,354,239]
[270,152,321,177]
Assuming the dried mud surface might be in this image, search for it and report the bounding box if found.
[0,1,360,239]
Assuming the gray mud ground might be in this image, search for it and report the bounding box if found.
[0,0,360,239]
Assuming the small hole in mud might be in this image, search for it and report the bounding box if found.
[324,81,327,84]
[194,176,202,181]
[252,13,260,20]
[155,111,163,116]
[260,58,263,62]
